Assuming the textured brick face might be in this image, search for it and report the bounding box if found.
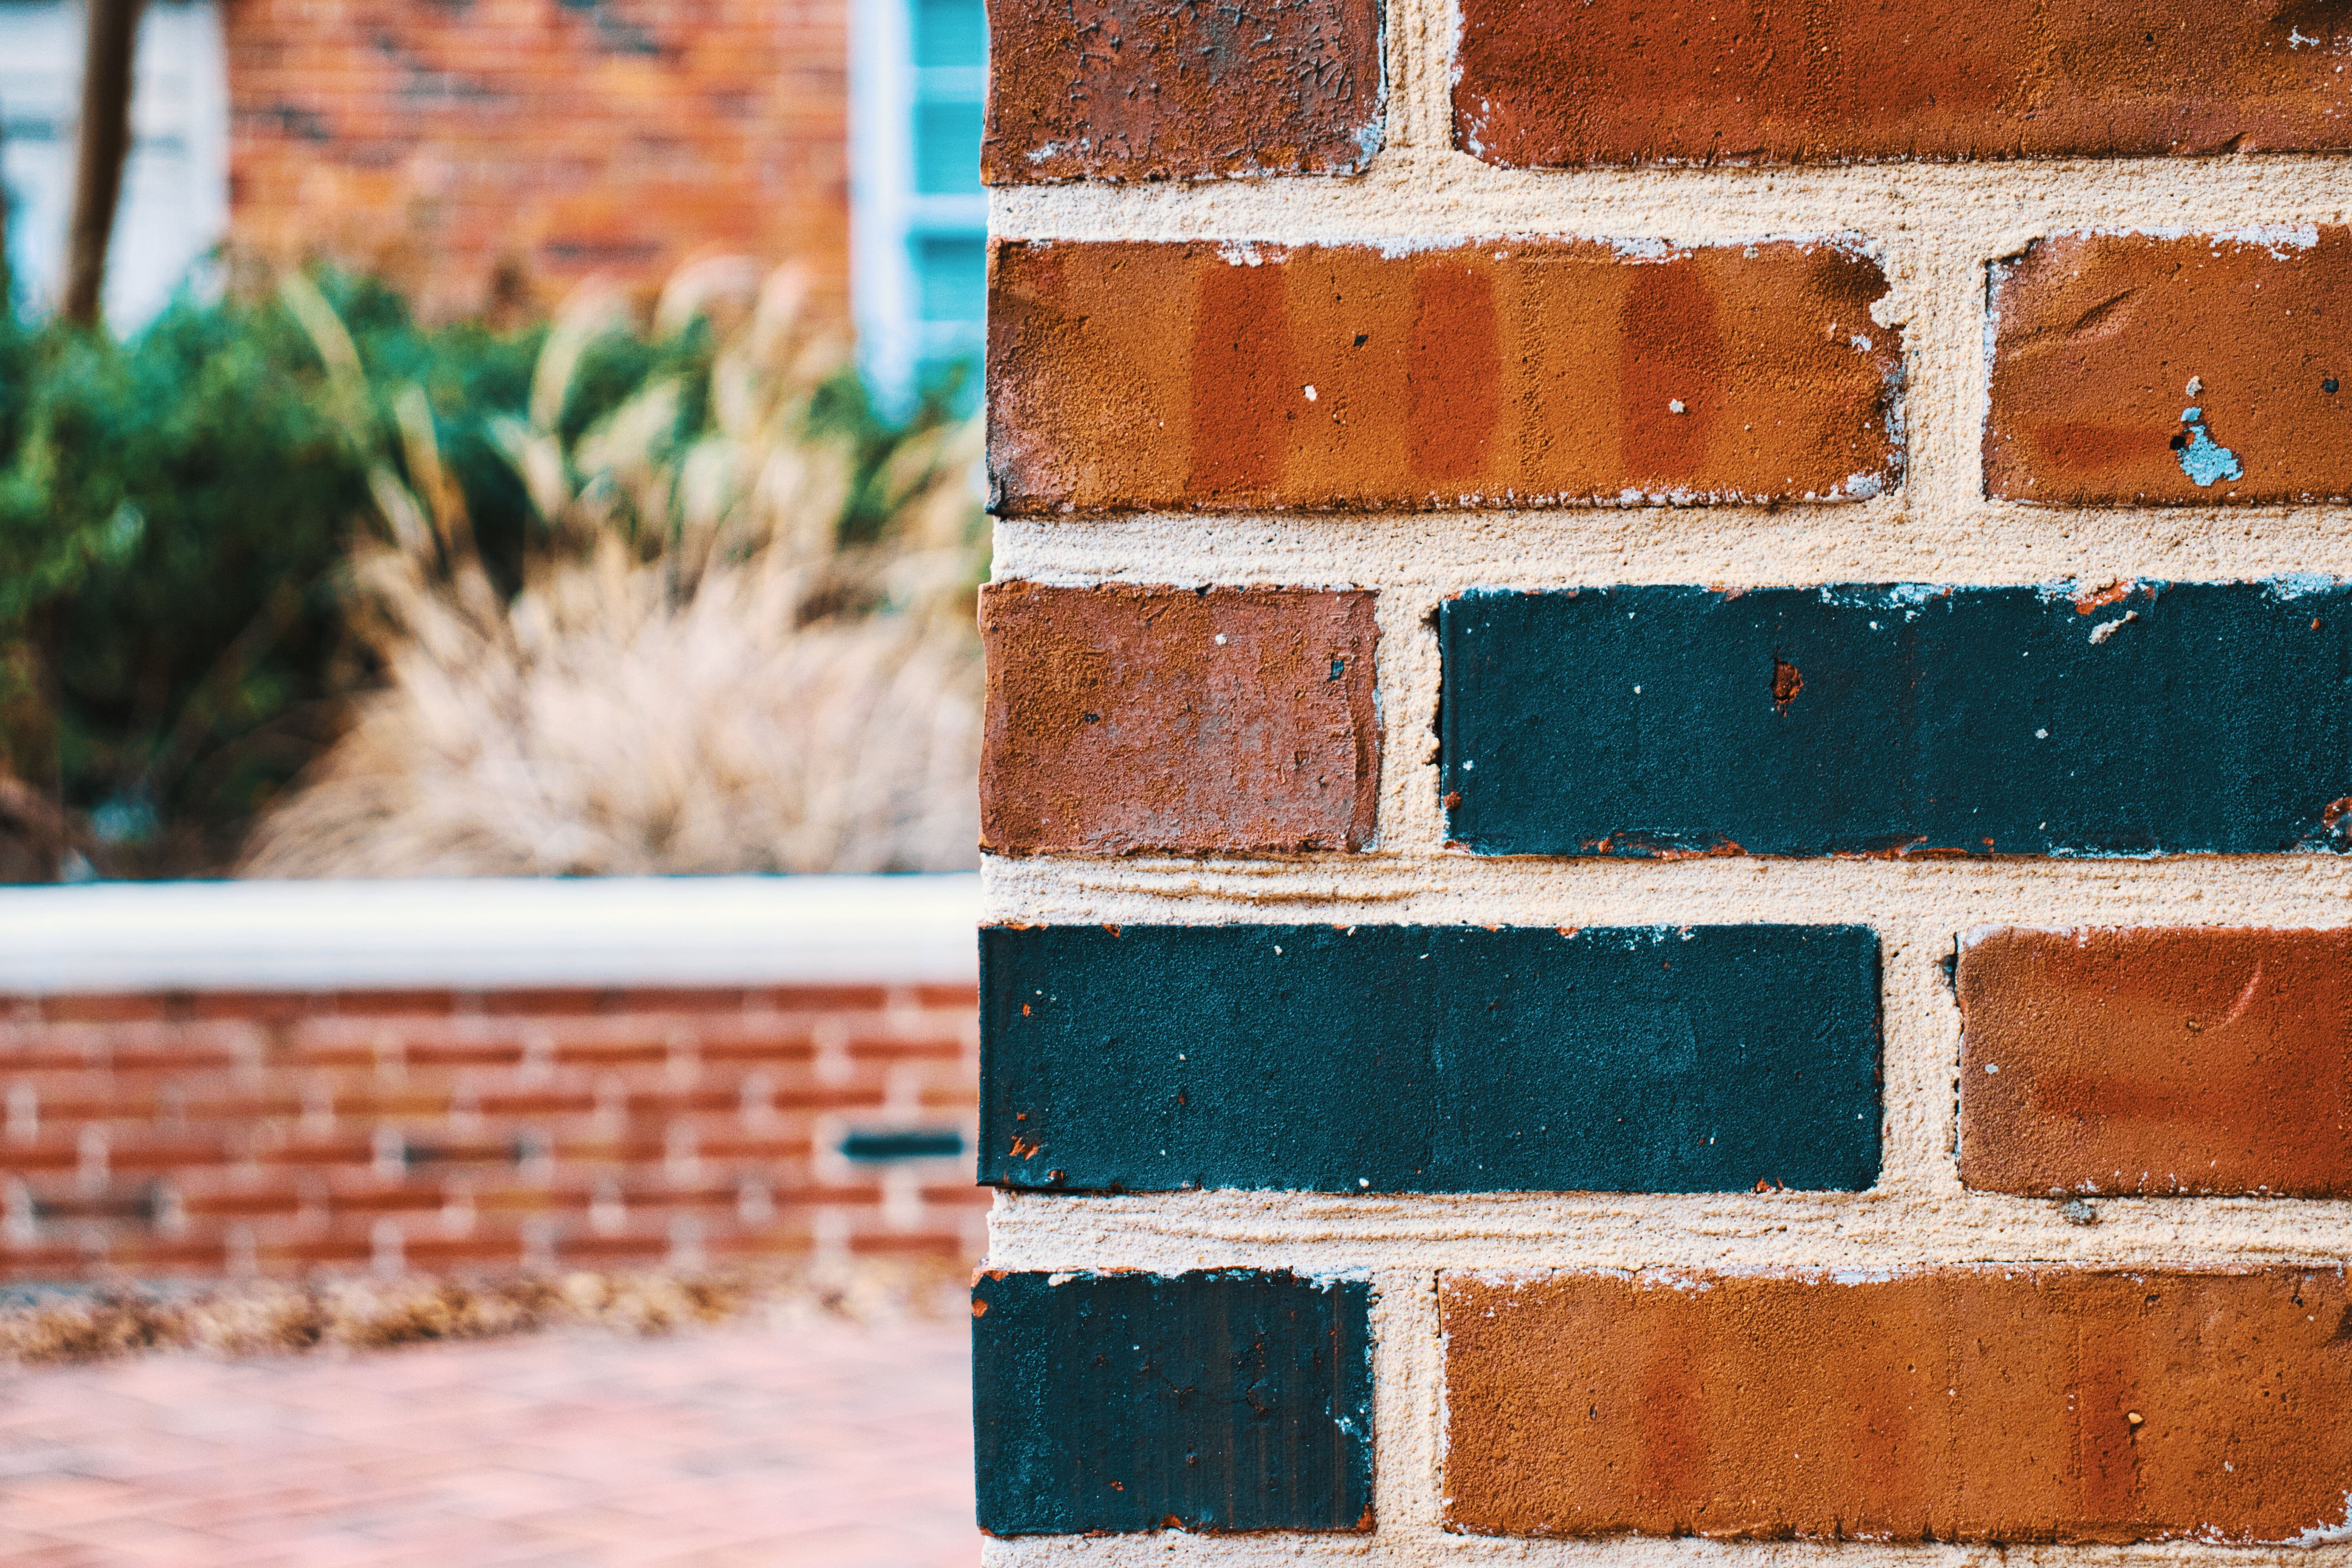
[1443,1268,2352,1543]
[981,924,1881,1192]
[972,1270,1372,1534]
[978,582,1380,855]
[1958,927,2352,1196]
[1442,582,2352,857]
[982,0,1384,184]
[1455,0,2352,167]
[987,239,1902,514]
[1987,230,2352,505]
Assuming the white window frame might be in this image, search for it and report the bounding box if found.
[849,0,987,409]
[0,0,229,327]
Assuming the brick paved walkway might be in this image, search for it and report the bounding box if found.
[0,1318,975,1566]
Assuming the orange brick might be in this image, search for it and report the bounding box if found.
[1987,231,2352,505]
[990,238,1904,514]
[1443,1267,2352,1544]
[1958,926,2352,1196]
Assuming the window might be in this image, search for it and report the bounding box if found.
[0,0,230,326]
[851,0,987,409]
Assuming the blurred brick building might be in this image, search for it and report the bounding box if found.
[1,0,983,388]
[228,0,859,325]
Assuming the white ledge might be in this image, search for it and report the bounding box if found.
[0,876,980,995]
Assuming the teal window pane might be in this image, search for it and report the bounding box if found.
[915,355,982,415]
[914,234,987,323]
[914,100,983,194]
[914,0,986,68]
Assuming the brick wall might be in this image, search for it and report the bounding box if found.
[0,983,980,1282]
[970,0,2352,1556]
[223,0,849,319]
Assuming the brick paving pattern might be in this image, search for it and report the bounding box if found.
[0,1318,974,1566]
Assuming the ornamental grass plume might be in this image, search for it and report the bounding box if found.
[240,259,985,877]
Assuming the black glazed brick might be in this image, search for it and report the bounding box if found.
[1441,581,2352,857]
[972,1269,1374,1535]
[980,923,1880,1193]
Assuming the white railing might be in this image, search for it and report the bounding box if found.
[0,875,980,993]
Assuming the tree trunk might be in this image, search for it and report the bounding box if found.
[60,0,144,327]
[0,102,12,311]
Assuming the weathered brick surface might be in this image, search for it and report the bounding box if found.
[0,986,980,1281]
[1442,582,2352,857]
[1959,926,2352,1196]
[987,239,1902,514]
[1988,230,2352,506]
[1443,1267,2352,1543]
[982,0,1383,185]
[972,1269,1372,1534]
[978,582,1380,855]
[981,924,1880,1192]
[1455,0,2352,168]
[226,0,850,319]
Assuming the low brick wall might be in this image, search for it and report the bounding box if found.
[0,879,980,1284]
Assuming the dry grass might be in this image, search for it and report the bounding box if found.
[241,260,985,878]
[0,1255,969,1366]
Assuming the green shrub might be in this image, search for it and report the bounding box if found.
[0,276,541,876]
[0,271,973,880]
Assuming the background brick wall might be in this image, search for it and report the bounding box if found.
[224,0,850,319]
[0,983,980,1282]
[970,0,2352,1556]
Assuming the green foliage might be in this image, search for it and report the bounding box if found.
[0,275,540,875]
[811,361,976,549]
[0,271,975,880]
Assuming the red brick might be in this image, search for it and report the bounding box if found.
[1987,230,2352,505]
[980,582,1381,855]
[477,988,624,1017]
[31,994,172,1023]
[696,1135,819,1161]
[689,1027,820,1064]
[0,1243,100,1279]
[315,989,469,1017]
[179,990,319,1024]
[989,239,1902,514]
[983,0,1382,185]
[226,0,853,321]
[3,1143,83,1174]
[552,1235,673,1266]
[1455,0,2352,167]
[750,985,896,1011]
[844,1032,968,1061]
[77,1237,236,1274]
[181,1184,307,1220]
[1958,926,2352,1196]
[600,986,756,1012]
[844,1230,973,1259]
[1443,1267,2352,1543]
[915,1183,992,1209]
[255,1237,377,1270]
[474,1087,599,1117]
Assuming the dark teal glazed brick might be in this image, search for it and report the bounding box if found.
[1442,582,2352,857]
[973,1269,1373,1536]
[980,924,1880,1193]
